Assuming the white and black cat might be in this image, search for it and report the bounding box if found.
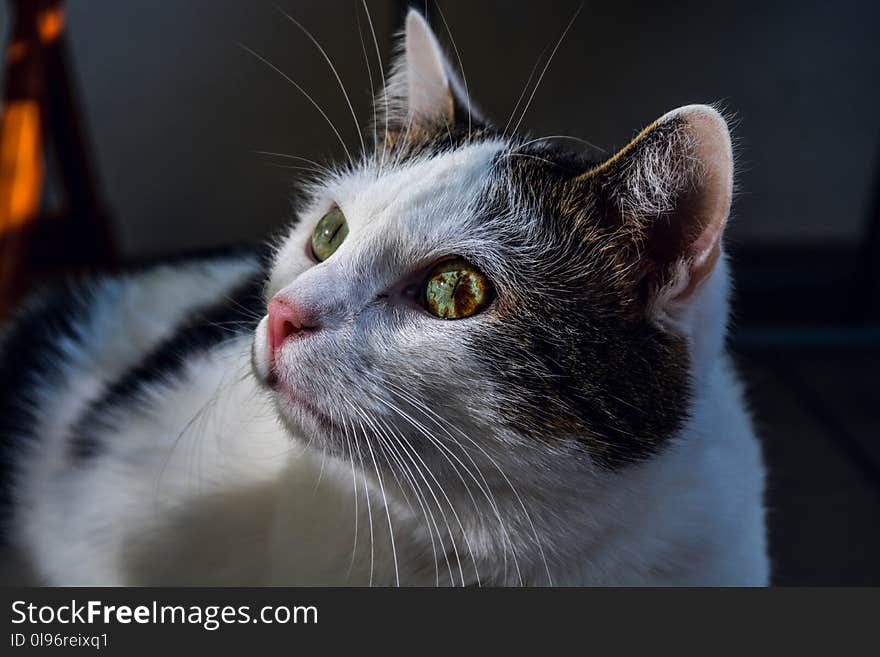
[0,11,768,586]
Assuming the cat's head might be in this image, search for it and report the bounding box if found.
[251,10,733,482]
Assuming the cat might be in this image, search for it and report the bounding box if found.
[0,10,768,586]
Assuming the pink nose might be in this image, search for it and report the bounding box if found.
[267,296,320,358]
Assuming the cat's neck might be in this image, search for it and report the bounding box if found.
[171,340,761,586]
[263,352,764,586]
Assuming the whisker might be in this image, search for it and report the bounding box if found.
[251,151,324,167]
[501,40,552,139]
[509,3,583,138]
[512,134,607,155]
[275,6,367,158]
[351,420,376,586]
[371,414,443,586]
[237,42,354,164]
[360,0,389,168]
[501,152,564,168]
[354,381,478,586]
[367,393,484,585]
[372,374,537,585]
[434,2,472,139]
[348,384,461,585]
[340,415,360,581]
[355,406,401,587]
[369,410,455,585]
[251,150,329,170]
[391,427,466,586]
[372,376,521,584]
[444,426,554,585]
[264,163,326,176]
[355,9,379,155]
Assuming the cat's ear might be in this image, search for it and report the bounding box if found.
[586,105,733,319]
[381,9,479,132]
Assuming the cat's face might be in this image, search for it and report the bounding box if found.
[253,138,515,460]
[251,11,733,483]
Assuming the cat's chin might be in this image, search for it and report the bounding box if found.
[267,380,351,457]
[272,382,333,427]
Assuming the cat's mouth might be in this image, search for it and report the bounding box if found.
[251,318,337,436]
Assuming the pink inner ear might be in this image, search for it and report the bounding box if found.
[668,106,733,301]
[404,11,453,123]
[689,109,733,251]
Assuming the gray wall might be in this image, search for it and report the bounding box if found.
[1,1,877,257]
[440,0,879,247]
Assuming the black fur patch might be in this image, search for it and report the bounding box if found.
[466,141,693,469]
[68,267,267,460]
[0,282,99,540]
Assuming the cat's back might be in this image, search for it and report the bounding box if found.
[0,249,266,549]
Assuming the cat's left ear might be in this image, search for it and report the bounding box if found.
[585,105,733,320]
[382,9,480,132]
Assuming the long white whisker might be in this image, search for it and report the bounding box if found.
[355,406,400,587]
[360,0,389,167]
[369,377,522,583]
[341,418,360,581]
[434,2,472,139]
[373,374,536,585]
[501,40,552,139]
[275,6,366,158]
[355,9,379,155]
[370,386,522,582]
[355,385,478,586]
[350,420,375,586]
[237,43,354,164]
[378,400,484,586]
[512,134,606,154]
[369,410,456,585]
[390,427,466,586]
[510,3,583,138]
[374,378,521,584]
[371,413,443,586]
[349,388,462,585]
[351,400,451,585]
[446,427,554,585]
[251,150,329,169]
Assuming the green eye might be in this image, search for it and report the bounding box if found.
[311,207,348,261]
[424,258,493,320]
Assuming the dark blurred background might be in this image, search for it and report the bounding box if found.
[0,0,877,584]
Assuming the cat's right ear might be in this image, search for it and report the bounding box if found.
[581,105,734,324]
[380,9,480,134]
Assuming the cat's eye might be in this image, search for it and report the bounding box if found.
[424,258,493,320]
[311,207,348,261]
